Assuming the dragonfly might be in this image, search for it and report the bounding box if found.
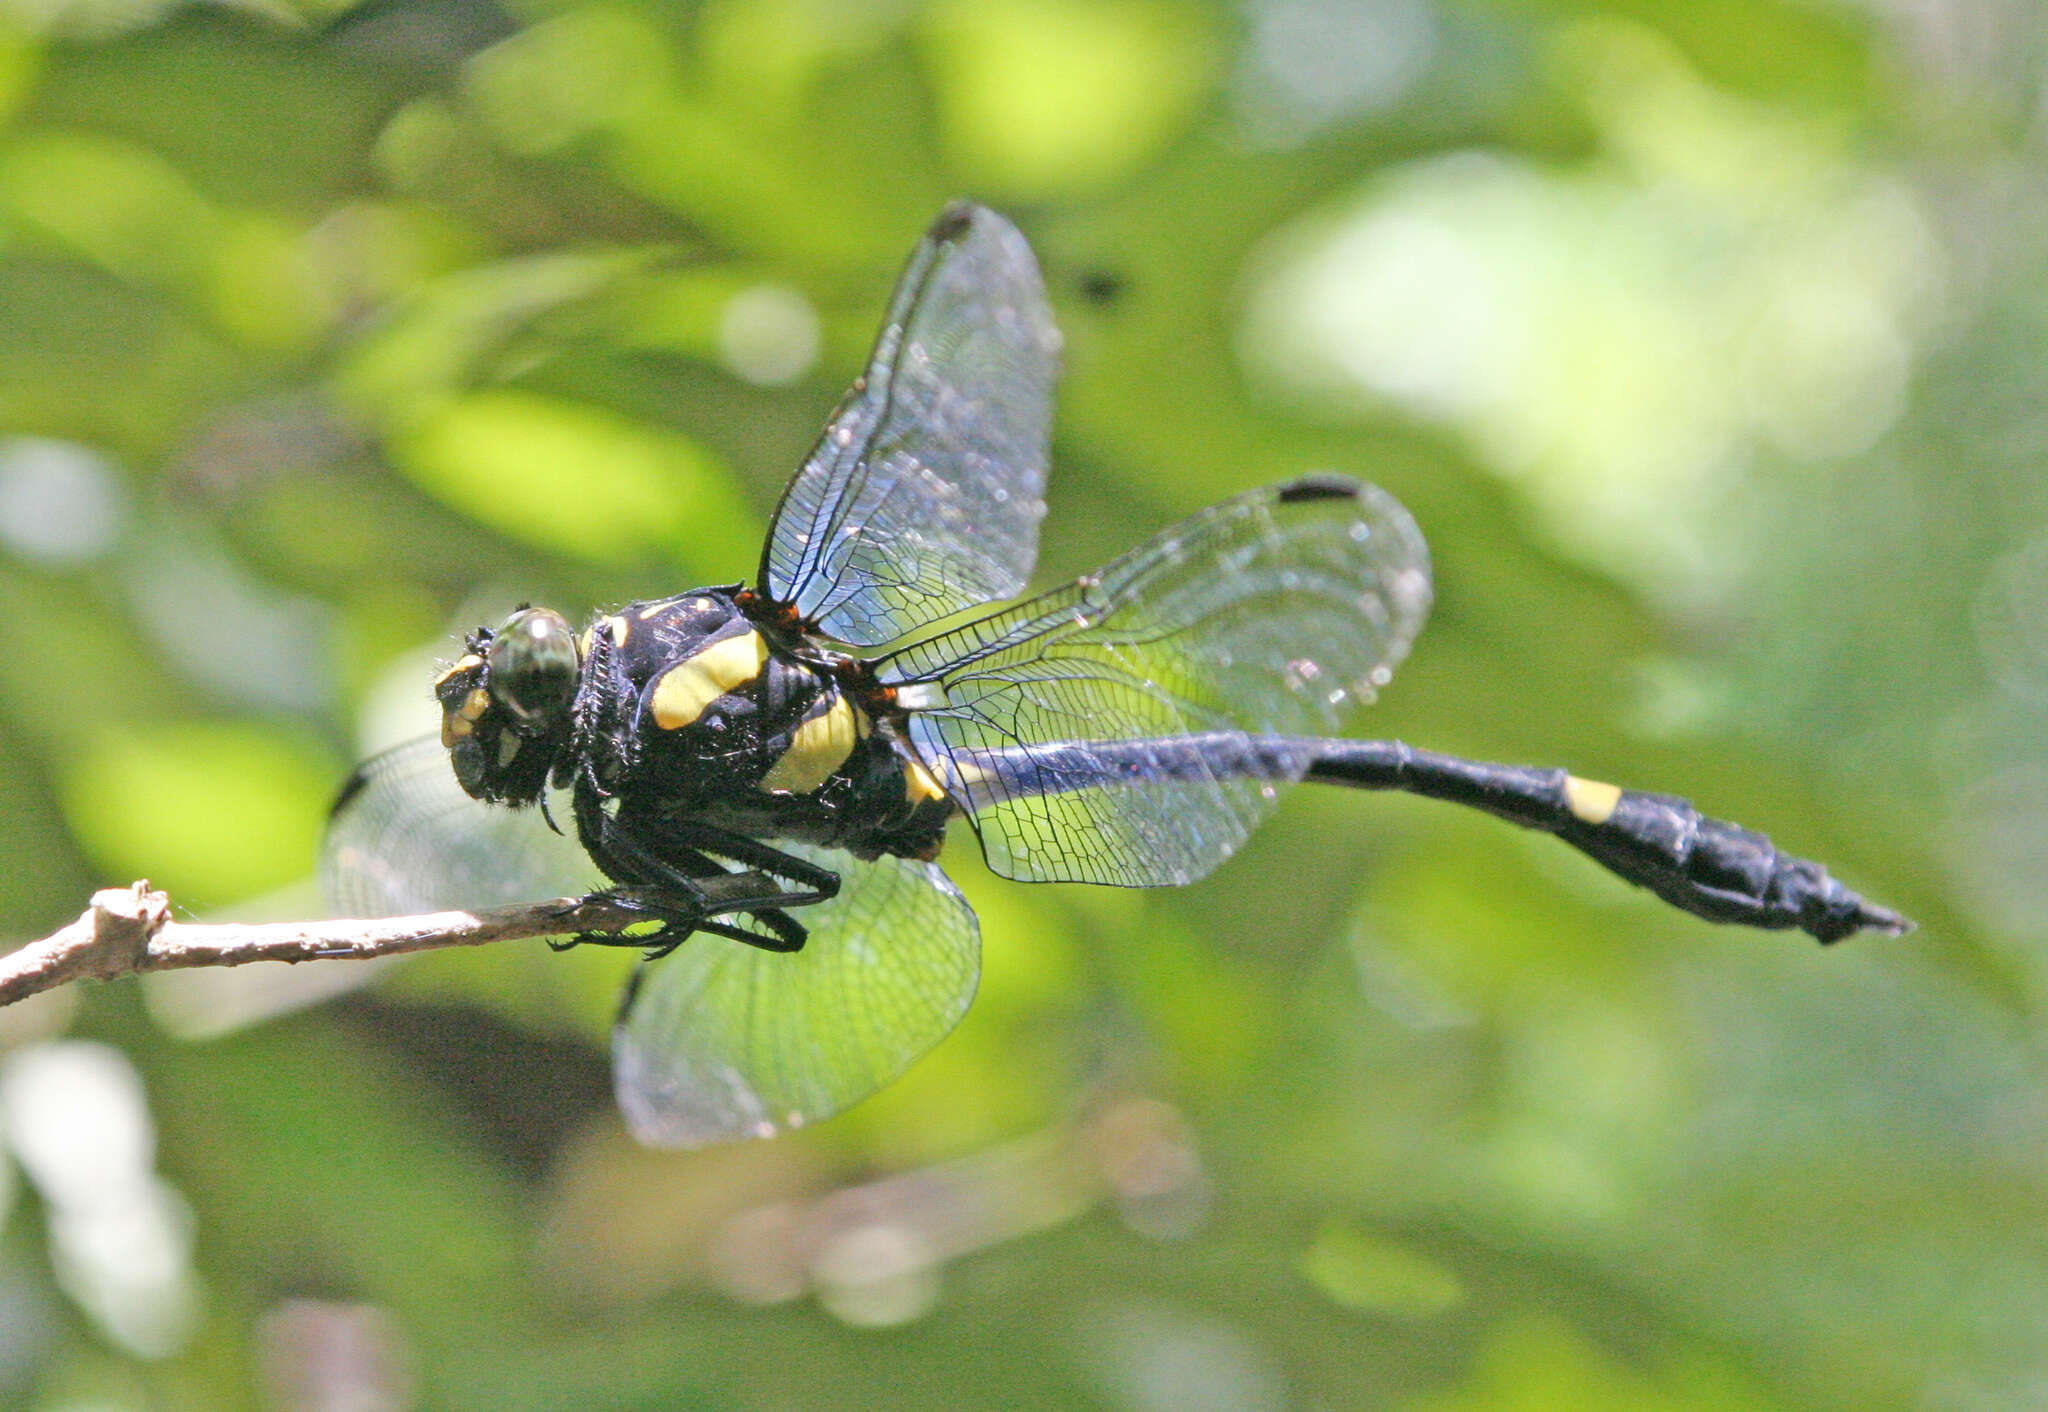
[323,202,1908,1149]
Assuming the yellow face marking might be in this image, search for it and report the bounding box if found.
[758,697,858,794]
[1564,776,1623,827]
[649,631,768,730]
[441,686,492,747]
[903,756,948,806]
[433,653,484,689]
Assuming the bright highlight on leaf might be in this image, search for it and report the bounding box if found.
[920,0,1222,198]
[1239,21,1937,601]
[389,390,756,563]
[61,723,336,908]
[1299,1220,1463,1317]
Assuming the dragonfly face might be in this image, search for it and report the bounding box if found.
[434,607,577,804]
[326,201,1903,1150]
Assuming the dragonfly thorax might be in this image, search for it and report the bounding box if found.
[572,588,954,860]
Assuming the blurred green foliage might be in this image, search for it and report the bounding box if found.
[0,0,2044,1407]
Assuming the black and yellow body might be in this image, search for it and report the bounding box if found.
[325,201,1907,1150]
[391,201,1908,963]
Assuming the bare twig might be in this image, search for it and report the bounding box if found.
[0,878,770,1009]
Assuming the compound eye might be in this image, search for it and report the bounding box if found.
[487,607,579,727]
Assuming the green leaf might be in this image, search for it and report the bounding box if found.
[58,722,336,908]
[387,389,757,563]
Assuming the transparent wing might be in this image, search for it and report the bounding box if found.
[877,477,1434,887]
[326,740,981,1150]
[321,736,598,916]
[613,844,979,1148]
[758,201,1060,647]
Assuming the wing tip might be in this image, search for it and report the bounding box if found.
[327,760,375,822]
[1276,473,1365,505]
[930,199,984,244]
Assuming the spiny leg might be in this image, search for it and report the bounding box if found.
[568,804,839,954]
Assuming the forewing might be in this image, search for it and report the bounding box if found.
[878,478,1434,886]
[758,202,1059,646]
[613,844,979,1148]
[321,736,597,916]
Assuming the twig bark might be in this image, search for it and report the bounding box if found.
[0,879,745,1009]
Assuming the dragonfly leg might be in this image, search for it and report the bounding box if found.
[561,888,810,956]
[568,795,841,954]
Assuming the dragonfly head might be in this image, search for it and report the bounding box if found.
[436,606,580,806]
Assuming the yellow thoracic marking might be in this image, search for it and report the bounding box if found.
[649,631,768,730]
[758,697,858,794]
[904,756,947,806]
[581,614,626,659]
[433,653,483,689]
[440,714,471,747]
[580,614,630,658]
[1564,775,1623,827]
